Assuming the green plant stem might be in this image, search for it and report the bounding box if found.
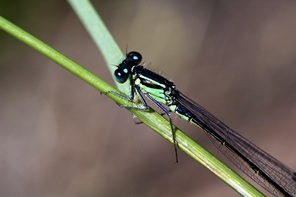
[68,0,129,93]
[0,13,264,197]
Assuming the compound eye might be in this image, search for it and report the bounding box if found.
[127,51,142,65]
[114,69,129,83]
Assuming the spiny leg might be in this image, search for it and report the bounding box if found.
[145,92,178,163]
[107,81,148,110]
[108,86,178,162]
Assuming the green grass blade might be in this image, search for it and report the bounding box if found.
[68,0,129,93]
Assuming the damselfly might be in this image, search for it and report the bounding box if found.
[112,51,296,197]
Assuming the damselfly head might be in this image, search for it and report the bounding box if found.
[114,51,142,83]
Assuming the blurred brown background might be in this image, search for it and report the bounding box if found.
[1,1,296,196]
